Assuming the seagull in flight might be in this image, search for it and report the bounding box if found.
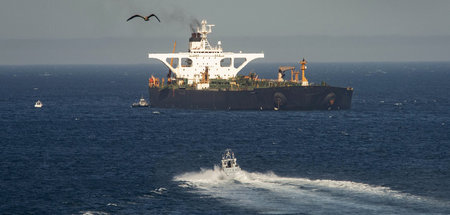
[127,14,160,22]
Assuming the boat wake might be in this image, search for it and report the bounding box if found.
[174,166,449,214]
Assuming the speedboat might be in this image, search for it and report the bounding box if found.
[221,149,241,175]
[132,96,149,107]
[34,100,43,108]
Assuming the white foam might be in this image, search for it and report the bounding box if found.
[80,211,109,215]
[174,167,450,214]
[150,187,167,195]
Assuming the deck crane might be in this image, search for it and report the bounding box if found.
[167,41,176,84]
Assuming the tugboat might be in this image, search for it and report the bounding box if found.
[34,100,43,108]
[221,149,241,176]
[131,96,149,107]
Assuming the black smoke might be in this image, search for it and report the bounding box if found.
[190,18,201,33]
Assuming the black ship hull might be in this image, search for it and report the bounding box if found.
[148,86,353,110]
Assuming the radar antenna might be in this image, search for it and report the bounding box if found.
[197,20,215,50]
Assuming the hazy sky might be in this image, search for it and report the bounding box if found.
[1,0,450,64]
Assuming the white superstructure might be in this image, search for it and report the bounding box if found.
[132,96,149,107]
[148,20,264,86]
[34,100,43,108]
[221,149,241,176]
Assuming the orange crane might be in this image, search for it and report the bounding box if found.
[300,58,309,86]
[167,41,176,83]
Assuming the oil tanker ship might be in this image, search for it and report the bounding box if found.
[147,20,353,110]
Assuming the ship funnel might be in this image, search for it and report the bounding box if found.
[189,33,201,42]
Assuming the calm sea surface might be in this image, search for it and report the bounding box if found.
[0,63,449,214]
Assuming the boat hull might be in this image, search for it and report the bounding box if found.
[131,103,149,107]
[222,167,241,176]
[149,86,353,110]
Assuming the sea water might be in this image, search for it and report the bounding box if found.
[0,63,449,214]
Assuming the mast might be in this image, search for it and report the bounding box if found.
[198,20,214,50]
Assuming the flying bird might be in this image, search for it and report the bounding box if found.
[127,14,160,22]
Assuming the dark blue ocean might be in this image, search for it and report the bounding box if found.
[1,62,449,214]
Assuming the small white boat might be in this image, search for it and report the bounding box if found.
[132,96,149,107]
[34,100,43,108]
[221,149,241,175]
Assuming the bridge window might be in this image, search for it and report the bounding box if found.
[220,58,232,67]
[181,58,193,67]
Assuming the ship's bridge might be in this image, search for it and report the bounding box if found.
[148,20,264,84]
